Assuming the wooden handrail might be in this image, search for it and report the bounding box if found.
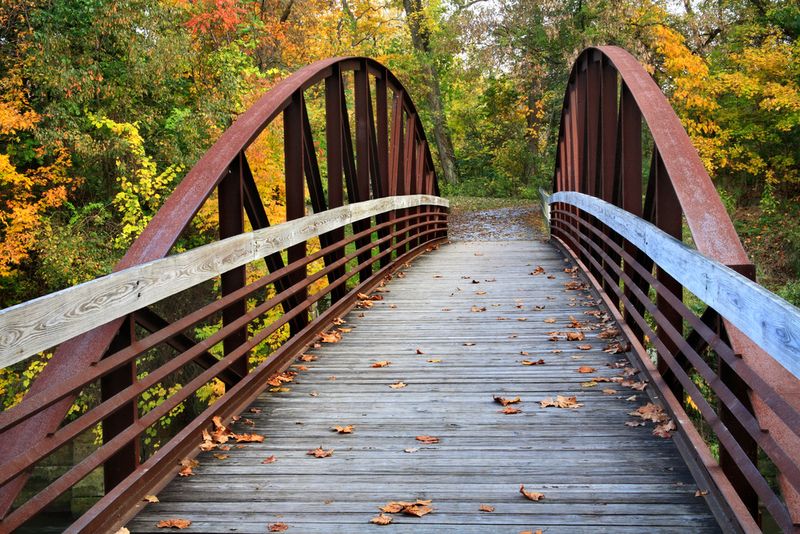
[551,191,800,380]
[0,195,448,369]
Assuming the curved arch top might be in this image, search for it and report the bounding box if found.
[553,46,746,266]
[123,56,438,269]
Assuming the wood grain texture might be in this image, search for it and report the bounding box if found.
[552,191,800,380]
[126,240,720,533]
[0,195,448,368]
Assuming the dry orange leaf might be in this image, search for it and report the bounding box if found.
[380,502,405,513]
[333,317,346,325]
[318,330,342,343]
[577,344,592,350]
[262,455,277,464]
[371,361,391,368]
[403,504,433,517]
[307,447,334,458]
[521,359,545,366]
[471,305,487,312]
[390,382,407,389]
[629,403,668,423]
[370,514,393,525]
[235,433,265,443]
[577,366,596,373]
[156,519,191,529]
[178,458,198,477]
[540,395,583,409]
[299,354,317,362]
[416,435,439,444]
[500,406,522,414]
[566,331,585,341]
[479,504,495,512]
[213,453,229,460]
[332,425,354,434]
[520,484,545,501]
[653,419,676,438]
[602,388,617,395]
[143,495,159,503]
[531,266,545,275]
[427,359,442,363]
[268,523,288,532]
[493,395,521,406]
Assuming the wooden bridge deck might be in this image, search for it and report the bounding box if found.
[127,239,721,533]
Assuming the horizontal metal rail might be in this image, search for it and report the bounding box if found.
[0,195,447,369]
[552,191,800,380]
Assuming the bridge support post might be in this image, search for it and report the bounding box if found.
[219,156,249,377]
[719,264,760,523]
[101,315,140,492]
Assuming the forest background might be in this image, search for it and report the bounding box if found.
[0,0,798,400]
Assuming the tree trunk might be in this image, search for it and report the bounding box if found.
[402,0,459,185]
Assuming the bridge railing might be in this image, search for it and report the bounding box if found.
[0,57,447,532]
[550,45,800,533]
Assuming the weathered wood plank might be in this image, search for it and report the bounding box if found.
[0,195,448,368]
[126,240,720,533]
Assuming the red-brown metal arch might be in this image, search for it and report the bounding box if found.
[0,57,440,519]
[552,46,800,529]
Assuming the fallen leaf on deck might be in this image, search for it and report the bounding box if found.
[476,290,487,295]
[416,435,439,444]
[427,359,442,363]
[333,317,346,325]
[517,317,528,322]
[416,348,425,354]
[156,519,191,529]
[370,514,393,525]
[566,332,585,341]
[695,489,709,497]
[625,420,646,427]
[293,365,309,371]
[338,327,352,333]
[213,453,229,460]
[479,504,495,512]
[500,406,522,414]
[328,375,336,381]
[520,485,545,501]
[577,366,596,373]
[602,389,617,395]
[262,455,277,464]
[307,447,334,458]
[625,395,637,402]
[318,330,342,343]
[521,359,545,366]
[235,433,265,443]
[494,396,521,406]
[268,523,288,532]
[114,529,130,534]
[540,396,583,409]
[404,447,419,453]
[564,281,588,290]
[621,380,647,391]
[471,305,487,312]
[143,495,159,503]
[580,381,598,388]
[178,458,198,477]
[653,419,676,438]
[531,266,545,275]
[543,318,556,324]
[403,504,433,517]
[599,327,620,339]
[463,342,475,346]
[332,425,354,434]
[299,354,317,362]
[629,403,668,423]
[390,382,407,389]
[371,361,391,368]
[577,344,592,350]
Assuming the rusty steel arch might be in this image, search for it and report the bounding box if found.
[550,46,800,532]
[0,57,443,530]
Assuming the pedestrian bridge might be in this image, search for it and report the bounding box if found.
[1,47,799,533]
